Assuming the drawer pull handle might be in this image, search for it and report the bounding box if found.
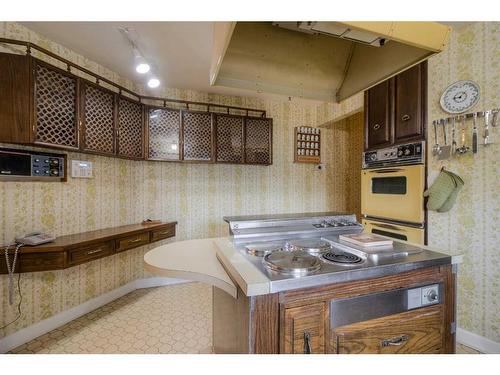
[381,334,409,347]
[373,123,381,131]
[157,231,172,236]
[128,238,143,244]
[86,248,105,255]
[401,114,411,121]
[303,331,312,354]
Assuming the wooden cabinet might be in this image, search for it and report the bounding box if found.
[365,61,427,150]
[0,52,272,165]
[81,82,116,155]
[365,80,392,150]
[34,60,79,150]
[332,305,443,354]
[245,117,273,165]
[115,232,150,253]
[181,110,214,162]
[117,97,144,159]
[147,107,181,161]
[394,63,426,143]
[215,114,244,163]
[282,303,326,354]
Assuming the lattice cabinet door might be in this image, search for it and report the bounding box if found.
[215,114,244,163]
[34,61,79,149]
[181,110,214,162]
[81,82,116,155]
[147,107,181,161]
[117,97,144,159]
[245,117,273,165]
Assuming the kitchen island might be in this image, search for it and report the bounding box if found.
[144,212,458,354]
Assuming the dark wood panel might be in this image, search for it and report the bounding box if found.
[394,62,426,142]
[0,53,31,144]
[333,305,443,354]
[282,302,326,354]
[365,79,392,150]
[0,251,66,273]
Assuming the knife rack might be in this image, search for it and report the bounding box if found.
[431,108,498,158]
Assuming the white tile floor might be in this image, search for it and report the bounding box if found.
[9,282,482,354]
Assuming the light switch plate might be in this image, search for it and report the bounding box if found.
[71,160,93,178]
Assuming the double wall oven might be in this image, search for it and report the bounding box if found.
[361,142,425,245]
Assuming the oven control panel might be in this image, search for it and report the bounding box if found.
[0,147,65,181]
[407,283,441,309]
[363,141,425,168]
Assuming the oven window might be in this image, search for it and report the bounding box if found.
[372,228,407,241]
[371,177,407,194]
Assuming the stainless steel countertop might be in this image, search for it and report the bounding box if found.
[223,211,350,223]
[216,235,452,295]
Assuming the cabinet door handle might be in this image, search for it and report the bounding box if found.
[86,247,105,255]
[303,331,312,354]
[128,237,143,244]
[381,334,409,347]
[401,114,411,122]
[373,123,381,131]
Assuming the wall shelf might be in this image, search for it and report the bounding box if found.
[294,126,321,164]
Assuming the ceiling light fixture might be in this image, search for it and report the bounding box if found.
[133,48,150,74]
[147,78,160,88]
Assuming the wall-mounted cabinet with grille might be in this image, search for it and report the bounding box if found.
[215,114,244,163]
[0,51,272,166]
[245,118,273,165]
[34,61,79,150]
[80,82,116,155]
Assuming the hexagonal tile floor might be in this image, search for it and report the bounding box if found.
[9,282,213,354]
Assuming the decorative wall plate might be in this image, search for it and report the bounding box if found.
[439,80,480,114]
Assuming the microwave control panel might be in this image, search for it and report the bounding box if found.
[0,147,65,181]
[363,141,425,168]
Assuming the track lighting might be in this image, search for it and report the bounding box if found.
[133,48,150,74]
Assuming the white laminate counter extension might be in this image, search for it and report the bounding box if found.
[143,238,238,298]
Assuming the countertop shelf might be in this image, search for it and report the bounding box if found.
[2,221,177,274]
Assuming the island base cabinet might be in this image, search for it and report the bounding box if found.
[331,304,444,354]
[281,303,326,354]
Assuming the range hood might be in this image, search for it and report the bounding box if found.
[210,22,451,102]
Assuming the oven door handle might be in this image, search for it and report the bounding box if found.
[371,223,406,232]
[368,168,404,174]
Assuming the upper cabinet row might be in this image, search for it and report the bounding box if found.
[0,53,273,165]
[364,61,427,150]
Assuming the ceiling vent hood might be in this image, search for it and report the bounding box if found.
[210,22,451,102]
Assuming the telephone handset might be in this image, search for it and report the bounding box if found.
[15,232,56,246]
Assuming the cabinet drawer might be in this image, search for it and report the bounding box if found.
[69,242,114,265]
[282,303,326,354]
[115,232,150,252]
[150,226,175,242]
[333,305,444,354]
[1,252,66,274]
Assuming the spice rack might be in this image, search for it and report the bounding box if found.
[294,126,321,164]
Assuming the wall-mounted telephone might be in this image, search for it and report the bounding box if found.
[15,232,56,246]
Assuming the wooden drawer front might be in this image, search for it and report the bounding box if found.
[1,252,66,274]
[282,303,326,354]
[151,226,176,242]
[333,305,444,354]
[69,242,114,265]
[115,232,150,252]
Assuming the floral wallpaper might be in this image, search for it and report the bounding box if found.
[426,22,500,343]
[0,22,361,338]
